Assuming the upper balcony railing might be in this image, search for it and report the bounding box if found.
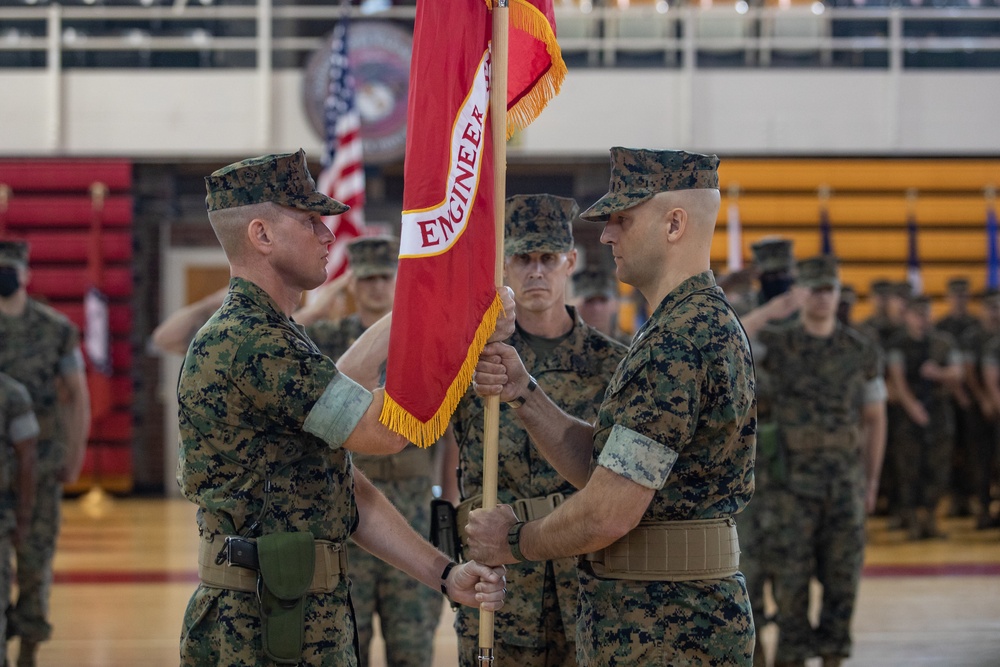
[0,1,998,71]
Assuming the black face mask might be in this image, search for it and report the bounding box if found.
[759,271,794,304]
[0,266,21,298]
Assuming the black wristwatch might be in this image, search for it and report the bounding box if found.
[508,521,529,562]
[505,375,537,409]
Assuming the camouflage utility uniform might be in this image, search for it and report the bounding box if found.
[886,327,961,529]
[0,372,39,647]
[178,278,372,666]
[452,307,626,667]
[579,272,757,666]
[0,299,82,643]
[759,319,883,663]
[307,313,442,667]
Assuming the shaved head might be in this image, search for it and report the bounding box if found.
[208,201,281,262]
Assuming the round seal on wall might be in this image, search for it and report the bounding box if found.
[303,21,412,166]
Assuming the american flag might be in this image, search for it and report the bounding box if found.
[316,16,366,280]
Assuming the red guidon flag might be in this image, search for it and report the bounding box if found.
[380,0,565,447]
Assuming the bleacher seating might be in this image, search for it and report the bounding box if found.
[0,159,134,493]
[711,158,1000,320]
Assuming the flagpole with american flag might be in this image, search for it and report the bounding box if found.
[316,7,366,282]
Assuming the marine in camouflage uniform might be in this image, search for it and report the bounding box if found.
[934,278,981,518]
[963,289,1000,528]
[858,280,906,524]
[738,236,797,667]
[451,194,627,667]
[0,372,39,667]
[0,240,89,667]
[571,266,631,345]
[758,256,887,667]
[307,237,443,667]
[466,148,757,667]
[886,295,964,540]
[177,150,505,667]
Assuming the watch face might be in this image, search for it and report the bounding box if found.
[303,21,413,166]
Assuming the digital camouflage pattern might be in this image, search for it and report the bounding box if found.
[0,240,29,267]
[504,194,577,257]
[869,279,893,297]
[580,148,720,222]
[963,323,1000,514]
[346,236,399,279]
[572,267,619,301]
[306,314,441,667]
[796,255,839,288]
[177,277,360,666]
[451,306,626,665]
[758,319,883,663]
[204,149,349,215]
[0,372,38,647]
[347,475,441,667]
[306,314,368,365]
[0,297,81,642]
[886,326,960,519]
[583,272,756,666]
[750,237,794,274]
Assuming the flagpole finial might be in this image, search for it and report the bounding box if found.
[818,184,831,202]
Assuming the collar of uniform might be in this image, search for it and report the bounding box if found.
[511,305,592,377]
[634,271,718,344]
[228,276,291,324]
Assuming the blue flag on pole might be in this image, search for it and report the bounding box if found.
[987,204,999,290]
[907,209,922,295]
[820,204,833,256]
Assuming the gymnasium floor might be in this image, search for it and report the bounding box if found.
[12,493,1000,666]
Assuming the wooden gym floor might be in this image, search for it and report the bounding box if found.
[8,494,1000,667]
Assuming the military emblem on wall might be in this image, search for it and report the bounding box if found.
[303,20,412,166]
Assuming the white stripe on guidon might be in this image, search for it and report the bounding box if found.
[399,48,491,259]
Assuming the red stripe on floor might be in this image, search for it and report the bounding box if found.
[862,563,1000,577]
[54,571,200,584]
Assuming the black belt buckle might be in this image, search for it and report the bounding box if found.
[225,536,259,571]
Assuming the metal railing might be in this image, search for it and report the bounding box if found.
[0,3,998,70]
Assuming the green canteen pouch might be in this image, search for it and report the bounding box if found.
[257,532,316,664]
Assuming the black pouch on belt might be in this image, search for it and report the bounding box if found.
[257,532,316,664]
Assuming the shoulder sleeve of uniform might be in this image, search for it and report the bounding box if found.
[232,323,346,434]
[605,331,703,457]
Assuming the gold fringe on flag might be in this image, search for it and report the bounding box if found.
[379,293,505,448]
[498,0,567,140]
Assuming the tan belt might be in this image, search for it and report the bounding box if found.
[456,492,565,545]
[198,536,348,594]
[584,518,740,582]
[782,425,859,453]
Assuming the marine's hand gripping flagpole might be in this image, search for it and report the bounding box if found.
[479,6,508,663]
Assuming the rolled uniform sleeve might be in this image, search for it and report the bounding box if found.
[303,372,373,448]
[58,347,84,376]
[7,381,40,444]
[597,424,678,490]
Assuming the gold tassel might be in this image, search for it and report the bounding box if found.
[503,0,568,139]
[380,294,504,448]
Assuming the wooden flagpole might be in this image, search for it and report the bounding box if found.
[479,1,508,663]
